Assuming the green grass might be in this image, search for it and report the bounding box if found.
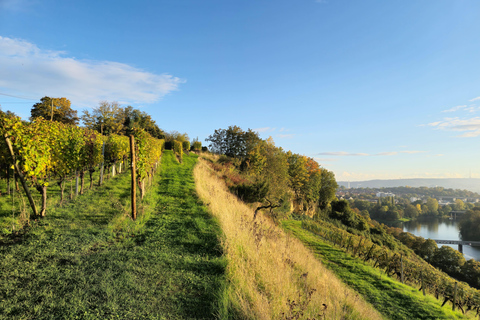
[0,151,225,319]
[282,220,473,320]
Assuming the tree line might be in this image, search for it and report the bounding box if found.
[349,196,475,221]
[205,125,338,217]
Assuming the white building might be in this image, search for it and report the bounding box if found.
[376,192,395,198]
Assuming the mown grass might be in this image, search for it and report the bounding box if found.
[283,220,474,320]
[0,151,225,319]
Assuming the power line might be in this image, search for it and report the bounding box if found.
[0,92,38,100]
[0,101,35,104]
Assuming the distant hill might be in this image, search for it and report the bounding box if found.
[338,178,480,193]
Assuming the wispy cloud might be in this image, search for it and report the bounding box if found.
[317,151,369,157]
[442,105,473,113]
[316,150,426,157]
[277,134,294,139]
[427,117,480,137]
[314,158,339,163]
[0,36,184,108]
[254,127,275,133]
[337,171,466,181]
[469,96,480,102]
[253,127,294,138]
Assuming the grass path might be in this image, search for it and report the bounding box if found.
[0,151,225,319]
[283,220,473,320]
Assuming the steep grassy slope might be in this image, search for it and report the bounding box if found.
[0,151,225,319]
[283,220,474,319]
[194,157,383,320]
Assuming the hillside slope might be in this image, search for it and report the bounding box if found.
[194,157,383,320]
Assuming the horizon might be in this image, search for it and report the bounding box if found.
[1,1,480,181]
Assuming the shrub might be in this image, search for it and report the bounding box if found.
[182,141,190,152]
[229,180,268,203]
[173,140,183,162]
[192,141,202,151]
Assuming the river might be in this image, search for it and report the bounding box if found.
[397,218,480,261]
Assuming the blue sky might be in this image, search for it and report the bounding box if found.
[1,0,480,181]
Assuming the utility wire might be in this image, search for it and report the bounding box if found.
[0,92,38,100]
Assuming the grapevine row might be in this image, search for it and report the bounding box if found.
[301,219,480,316]
[0,115,164,217]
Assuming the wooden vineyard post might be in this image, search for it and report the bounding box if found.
[453,282,457,311]
[4,134,38,217]
[421,273,426,296]
[99,142,105,186]
[130,135,137,220]
[400,255,404,284]
[75,170,79,197]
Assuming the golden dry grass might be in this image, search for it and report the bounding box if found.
[194,158,384,320]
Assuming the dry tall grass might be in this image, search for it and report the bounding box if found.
[194,158,383,320]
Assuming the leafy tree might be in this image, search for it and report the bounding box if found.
[318,169,338,210]
[440,205,452,216]
[459,208,480,241]
[425,197,438,215]
[121,106,164,138]
[81,101,124,135]
[460,259,480,288]
[286,152,309,201]
[431,245,466,275]
[30,96,79,125]
[205,125,260,159]
[417,239,438,262]
[404,204,419,219]
[454,199,465,211]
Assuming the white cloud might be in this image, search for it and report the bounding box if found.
[276,134,294,139]
[400,150,427,154]
[375,152,398,156]
[336,171,465,181]
[254,127,275,133]
[313,157,339,163]
[317,151,370,156]
[316,150,426,157]
[442,105,467,112]
[427,117,480,137]
[442,105,477,113]
[469,96,480,102]
[0,36,184,108]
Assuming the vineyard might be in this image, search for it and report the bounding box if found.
[287,217,480,317]
[0,115,185,232]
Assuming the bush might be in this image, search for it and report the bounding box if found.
[173,140,183,162]
[192,141,202,151]
[229,180,268,203]
[182,141,190,152]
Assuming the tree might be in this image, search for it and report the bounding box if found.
[82,101,124,135]
[404,204,419,219]
[454,199,465,211]
[460,259,480,288]
[431,245,465,275]
[459,209,480,241]
[205,125,260,159]
[426,197,439,215]
[417,239,438,262]
[122,106,164,138]
[318,169,338,210]
[30,96,79,125]
[286,152,309,201]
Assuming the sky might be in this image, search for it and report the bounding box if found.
[1,0,480,182]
